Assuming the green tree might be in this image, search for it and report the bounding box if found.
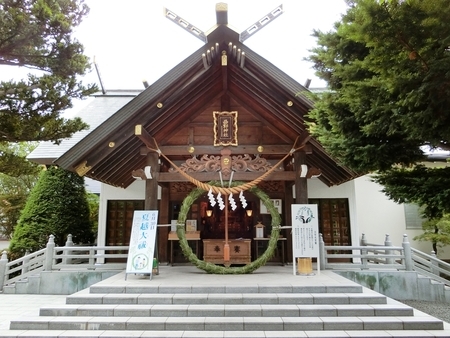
[306,0,450,251]
[9,166,94,257]
[0,0,97,177]
[86,192,99,237]
[307,0,450,173]
[0,143,41,239]
[414,214,450,254]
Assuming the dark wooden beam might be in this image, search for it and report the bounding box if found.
[135,124,158,150]
[140,144,312,156]
[158,170,296,182]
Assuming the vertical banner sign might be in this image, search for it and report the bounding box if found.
[126,210,158,279]
[291,204,320,274]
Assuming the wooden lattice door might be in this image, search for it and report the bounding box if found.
[106,200,145,246]
[309,198,351,247]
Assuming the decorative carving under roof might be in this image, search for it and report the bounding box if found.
[169,153,282,175]
[170,182,196,194]
[257,181,285,193]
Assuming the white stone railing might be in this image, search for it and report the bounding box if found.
[1,233,449,291]
[0,234,128,291]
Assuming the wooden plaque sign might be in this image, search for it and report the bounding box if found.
[213,111,238,146]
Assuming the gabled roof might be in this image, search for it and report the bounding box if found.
[27,93,138,165]
[48,5,359,188]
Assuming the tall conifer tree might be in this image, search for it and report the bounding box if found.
[9,166,94,256]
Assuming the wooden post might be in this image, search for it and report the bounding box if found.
[285,181,294,263]
[159,183,170,263]
[294,151,308,204]
[144,152,159,268]
[224,195,230,265]
[294,151,312,271]
[145,153,159,210]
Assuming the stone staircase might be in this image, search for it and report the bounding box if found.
[2,266,450,337]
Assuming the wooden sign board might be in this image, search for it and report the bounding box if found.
[125,210,159,279]
[291,204,320,275]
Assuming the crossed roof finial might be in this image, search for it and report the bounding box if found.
[164,3,284,44]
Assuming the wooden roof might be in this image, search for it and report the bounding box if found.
[55,7,359,188]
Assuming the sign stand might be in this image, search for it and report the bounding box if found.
[125,210,159,280]
[291,204,320,276]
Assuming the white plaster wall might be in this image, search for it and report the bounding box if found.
[352,176,438,255]
[353,175,405,246]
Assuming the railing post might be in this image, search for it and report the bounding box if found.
[319,233,326,269]
[431,251,439,276]
[89,248,95,268]
[402,234,413,271]
[384,234,394,265]
[360,233,368,269]
[360,233,367,246]
[22,250,30,274]
[0,251,8,292]
[44,234,55,271]
[63,234,73,265]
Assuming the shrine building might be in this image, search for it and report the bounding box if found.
[28,3,438,265]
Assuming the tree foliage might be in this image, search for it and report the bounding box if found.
[0,0,97,177]
[9,166,94,257]
[413,214,450,254]
[307,0,450,173]
[0,143,41,239]
[307,0,450,251]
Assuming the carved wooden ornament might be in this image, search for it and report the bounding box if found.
[213,111,238,146]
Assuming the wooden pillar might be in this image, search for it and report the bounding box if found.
[158,183,169,263]
[294,151,311,271]
[144,152,160,264]
[284,181,294,263]
[145,153,159,210]
[294,151,308,204]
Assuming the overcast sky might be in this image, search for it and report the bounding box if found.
[73,0,348,91]
[1,1,348,94]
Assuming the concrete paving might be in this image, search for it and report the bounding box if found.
[0,294,66,331]
[1,264,450,337]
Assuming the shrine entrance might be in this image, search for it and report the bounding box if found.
[52,3,361,272]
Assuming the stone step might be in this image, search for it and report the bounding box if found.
[9,315,444,331]
[39,303,414,317]
[88,284,364,294]
[1,329,450,338]
[65,292,387,305]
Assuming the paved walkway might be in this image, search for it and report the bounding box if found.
[1,264,450,334]
[0,265,349,331]
[0,294,66,331]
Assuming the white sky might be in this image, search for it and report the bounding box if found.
[1,1,348,92]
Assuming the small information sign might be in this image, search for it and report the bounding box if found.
[291,204,320,275]
[126,210,158,279]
